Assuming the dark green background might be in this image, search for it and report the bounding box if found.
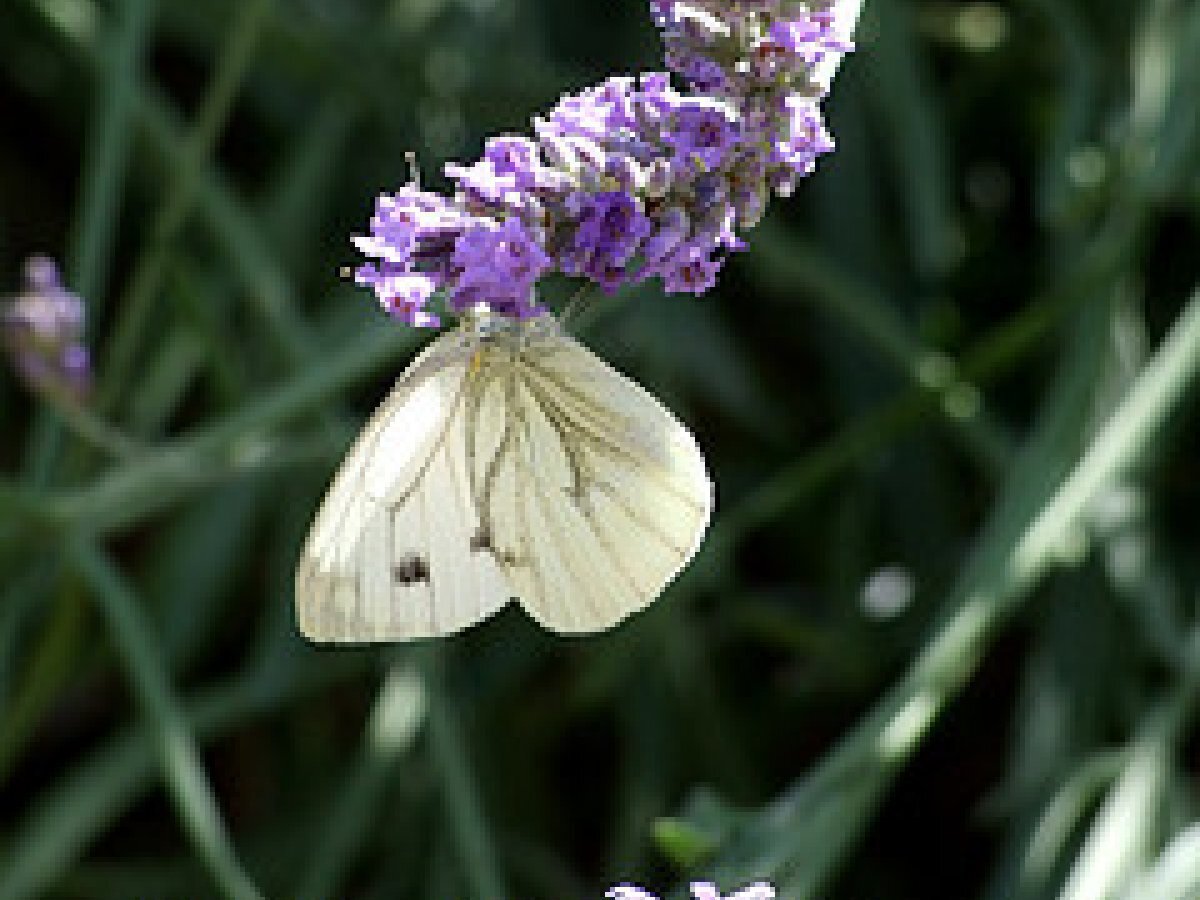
[2,1,1199,898]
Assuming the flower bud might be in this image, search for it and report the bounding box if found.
[2,256,91,402]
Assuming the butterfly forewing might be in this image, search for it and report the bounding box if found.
[295,332,512,642]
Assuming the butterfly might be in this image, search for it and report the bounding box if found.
[295,310,712,642]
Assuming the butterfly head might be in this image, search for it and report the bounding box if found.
[458,303,560,355]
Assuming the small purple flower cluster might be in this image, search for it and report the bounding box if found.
[608,881,776,900]
[2,256,91,401]
[354,0,852,327]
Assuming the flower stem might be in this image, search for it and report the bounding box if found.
[49,398,141,460]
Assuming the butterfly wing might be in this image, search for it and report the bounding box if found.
[295,331,512,643]
[476,332,713,633]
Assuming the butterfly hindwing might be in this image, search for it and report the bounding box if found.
[490,333,713,633]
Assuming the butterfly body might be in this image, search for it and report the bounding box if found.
[296,312,712,643]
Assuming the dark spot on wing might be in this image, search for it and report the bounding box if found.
[393,554,430,585]
[470,526,494,553]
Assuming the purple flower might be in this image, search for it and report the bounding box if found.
[355,265,440,327]
[654,242,724,295]
[665,97,740,173]
[642,206,691,265]
[648,0,677,26]
[352,186,476,288]
[352,0,854,326]
[482,136,540,182]
[661,4,732,45]
[447,136,573,222]
[561,190,653,291]
[675,54,731,93]
[445,158,523,211]
[607,887,660,900]
[753,16,854,85]
[450,217,551,317]
[605,882,777,900]
[771,95,835,190]
[2,256,91,401]
[547,77,637,143]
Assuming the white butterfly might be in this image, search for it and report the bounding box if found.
[295,310,712,642]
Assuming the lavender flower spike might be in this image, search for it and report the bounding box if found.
[2,256,92,401]
[353,0,860,327]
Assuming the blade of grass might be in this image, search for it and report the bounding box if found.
[68,0,156,306]
[295,664,428,900]
[0,586,84,784]
[0,654,375,900]
[608,668,674,875]
[686,265,1086,594]
[25,0,344,406]
[49,400,142,459]
[1019,0,1101,227]
[422,648,506,900]
[170,262,250,405]
[696,288,1200,899]
[1122,822,1200,900]
[136,83,323,370]
[98,0,274,411]
[21,0,156,486]
[752,223,1012,473]
[1060,655,1200,900]
[43,321,412,533]
[151,481,265,670]
[864,0,958,278]
[262,94,356,262]
[69,539,265,900]
[1014,752,1128,898]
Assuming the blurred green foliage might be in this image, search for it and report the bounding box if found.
[2,0,1200,898]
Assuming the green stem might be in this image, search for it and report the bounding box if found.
[422,649,507,900]
[68,0,156,305]
[99,0,274,412]
[136,84,321,370]
[688,265,1085,589]
[752,225,1012,476]
[0,592,85,784]
[46,323,412,533]
[69,539,265,900]
[0,654,375,900]
[50,399,142,460]
[21,0,156,487]
[1059,654,1200,900]
[866,0,958,278]
[705,289,1200,899]
[295,664,428,900]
